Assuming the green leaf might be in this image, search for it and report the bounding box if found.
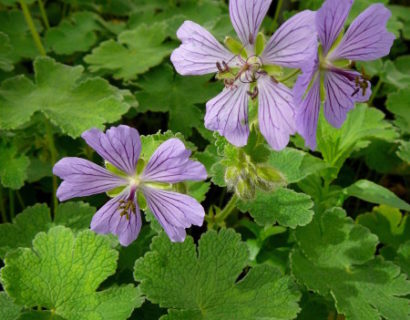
[357,205,409,248]
[45,12,101,55]
[0,292,22,320]
[397,140,410,163]
[317,104,398,171]
[381,60,410,89]
[134,229,301,320]
[84,23,174,81]
[292,207,410,320]
[0,57,130,137]
[0,10,43,61]
[1,226,142,320]
[396,241,410,276]
[0,32,13,72]
[343,179,410,211]
[389,5,410,40]
[386,89,410,134]
[135,64,221,137]
[0,141,29,189]
[237,188,314,228]
[268,148,328,184]
[0,202,95,259]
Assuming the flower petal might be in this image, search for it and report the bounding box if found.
[53,157,127,201]
[142,188,205,242]
[323,69,371,128]
[257,75,295,150]
[261,10,317,68]
[294,63,321,150]
[205,82,250,146]
[229,0,272,49]
[316,0,353,55]
[82,125,141,176]
[90,193,142,247]
[142,138,207,183]
[329,4,395,61]
[171,20,236,75]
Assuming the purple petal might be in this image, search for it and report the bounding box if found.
[329,4,395,61]
[171,21,236,75]
[257,75,295,151]
[141,138,207,183]
[316,0,353,55]
[229,0,272,49]
[205,82,250,147]
[261,10,317,68]
[53,157,127,201]
[323,69,371,127]
[294,62,321,150]
[82,125,141,176]
[90,193,142,246]
[142,187,205,242]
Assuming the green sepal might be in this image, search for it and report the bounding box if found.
[320,71,326,102]
[106,186,127,198]
[262,64,283,77]
[143,182,172,190]
[137,192,147,211]
[254,32,266,56]
[173,182,188,194]
[215,69,237,80]
[105,161,127,177]
[333,59,350,68]
[136,158,145,175]
[224,36,246,57]
[328,30,345,56]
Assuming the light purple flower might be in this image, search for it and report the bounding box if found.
[53,125,207,246]
[294,0,395,149]
[171,0,316,151]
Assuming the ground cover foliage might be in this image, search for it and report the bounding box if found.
[0,0,409,319]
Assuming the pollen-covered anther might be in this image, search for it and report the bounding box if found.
[118,198,136,220]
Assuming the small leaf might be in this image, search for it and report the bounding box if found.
[343,179,410,211]
[386,89,410,134]
[1,226,142,320]
[85,23,174,81]
[237,188,314,228]
[0,57,130,138]
[0,141,29,189]
[134,229,301,320]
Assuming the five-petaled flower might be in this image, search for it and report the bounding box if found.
[53,125,207,246]
[171,0,317,151]
[294,0,395,149]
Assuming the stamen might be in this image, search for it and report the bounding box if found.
[247,86,259,99]
[118,198,136,220]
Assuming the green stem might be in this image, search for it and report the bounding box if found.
[38,0,50,29]
[16,190,25,210]
[45,121,58,217]
[271,0,284,30]
[368,78,382,106]
[9,189,15,220]
[20,0,46,56]
[0,185,7,223]
[214,194,238,223]
[278,69,300,82]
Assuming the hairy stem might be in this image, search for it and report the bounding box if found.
[16,190,25,210]
[214,194,238,223]
[38,0,50,29]
[45,120,58,217]
[20,0,46,56]
[0,185,7,223]
[272,0,284,30]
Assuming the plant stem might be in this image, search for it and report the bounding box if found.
[16,190,25,210]
[19,0,46,56]
[38,0,50,29]
[45,120,58,217]
[214,194,238,223]
[368,78,382,106]
[9,189,15,220]
[278,69,300,82]
[271,0,284,30]
[0,185,7,223]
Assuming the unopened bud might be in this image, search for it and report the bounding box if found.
[235,178,256,200]
[225,166,240,187]
[255,165,286,191]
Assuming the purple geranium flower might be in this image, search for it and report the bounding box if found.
[53,125,207,246]
[294,0,395,149]
[171,0,316,150]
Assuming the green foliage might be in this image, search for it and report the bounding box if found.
[45,12,101,55]
[0,57,130,137]
[292,208,410,320]
[237,188,314,228]
[136,64,221,138]
[0,32,13,72]
[0,141,30,189]
[84,23,174,81]
[1,226,142,319]
[386,89,410,134]
[0,202,95,259]
[135,229,301,320]
[0,292,22,320]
